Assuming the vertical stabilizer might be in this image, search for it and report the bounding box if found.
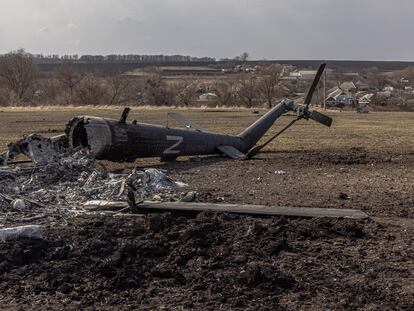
[238,100,292,150]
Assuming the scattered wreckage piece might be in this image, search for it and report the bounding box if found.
[0,127,190,223]
[0,169,17,190]
[82,200,131,211]
[0,149,188,222]
[82,200,369,219]
[64,64,332,162]
[0,225,42,241]
[0,133,68,166]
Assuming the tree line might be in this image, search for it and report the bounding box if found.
[3,49,216,64]
[0,51,294,108]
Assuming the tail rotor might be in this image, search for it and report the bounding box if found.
[247,63,332,158]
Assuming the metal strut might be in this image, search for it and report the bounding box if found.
[247,116,301,158]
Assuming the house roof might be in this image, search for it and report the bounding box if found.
[340,81,356,91]
[327,86,339,93]
[342,72,359,77]
[299,70,317,75]
[326,87,344,100]
[377,91,392,98]
[359,93,374,102]
[355,80,370,90]
[289,70,317,79]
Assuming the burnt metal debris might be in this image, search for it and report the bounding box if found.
[0,133,189,225]
[0,133,67,166]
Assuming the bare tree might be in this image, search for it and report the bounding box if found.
[236,75,258,108]
[76,73,105,105]
[0,49,38,104]
[123,77,146,104]
[213,79,236,106]
[361,67,389,90]
[106,74,130,105]
[257,64,283,108]
[56,63,84,104]
[143,73,173,105]
[240,52,249,62]
[36,78,61,105]
[234,52,249,62]
[176,79,198,107]
[0,87,11,106]
[401,66,414,80]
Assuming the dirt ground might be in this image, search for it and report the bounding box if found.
[0,108,413,309]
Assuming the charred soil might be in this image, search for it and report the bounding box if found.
[0,214,413,310]
[148,147,414,219]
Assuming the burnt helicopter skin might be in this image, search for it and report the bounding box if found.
[66,64,332,162]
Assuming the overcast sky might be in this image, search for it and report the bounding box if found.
[1,0,413,60]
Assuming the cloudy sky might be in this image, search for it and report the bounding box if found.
[0,0,413,60]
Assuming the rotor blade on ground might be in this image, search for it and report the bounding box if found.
[168,112,207,132]
[309,111,333,127]
[83,201,369,219]
[303,63,326,109]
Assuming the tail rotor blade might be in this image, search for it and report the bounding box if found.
[246,63,330,159]
[303,63,326,109]
[309,111,333,127]
[168,112,207,132]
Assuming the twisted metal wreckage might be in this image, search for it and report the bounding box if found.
[0,64,368,221]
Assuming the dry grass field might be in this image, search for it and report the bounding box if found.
[1,107,413,153]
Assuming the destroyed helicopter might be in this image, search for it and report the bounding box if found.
[1,64,332,165]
